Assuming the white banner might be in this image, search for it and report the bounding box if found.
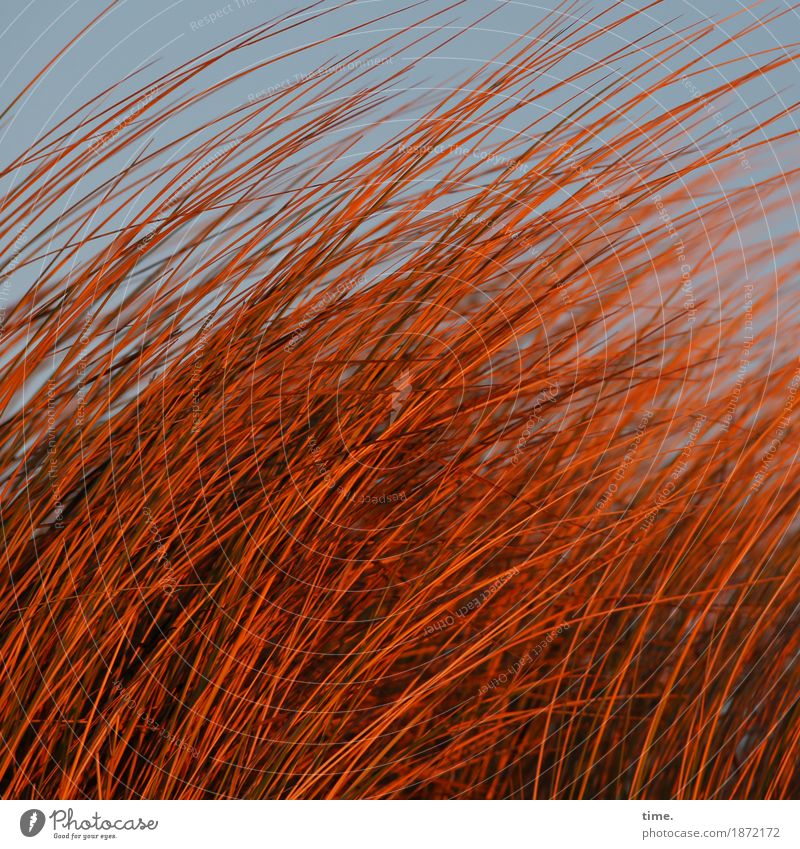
[1,800,798,848]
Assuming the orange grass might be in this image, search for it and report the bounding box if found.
[1,1,800,799]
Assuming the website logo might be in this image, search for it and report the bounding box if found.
[19,809,45,837]
[389,368,412,424]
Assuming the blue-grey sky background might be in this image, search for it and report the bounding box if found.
[0,1,797,322]
[3,1,797,134]
[4,1,798,173]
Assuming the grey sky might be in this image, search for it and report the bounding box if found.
[1,1,797,309]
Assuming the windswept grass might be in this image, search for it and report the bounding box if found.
[1,1,799,799]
